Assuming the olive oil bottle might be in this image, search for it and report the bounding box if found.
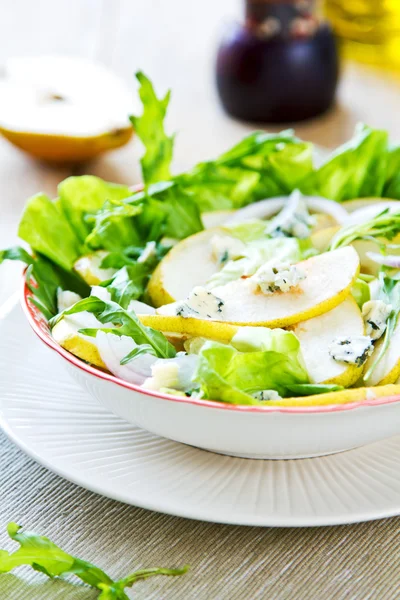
[325,0,400,69]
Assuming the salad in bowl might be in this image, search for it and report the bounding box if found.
[3,73,400,458]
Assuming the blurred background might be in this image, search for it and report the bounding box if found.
[1,0,400,299]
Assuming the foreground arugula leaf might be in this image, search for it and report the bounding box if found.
[51,298,176,359]
[0,523,188,600]
[130,71,174,184]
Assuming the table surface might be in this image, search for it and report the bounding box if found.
[1,1,400,598]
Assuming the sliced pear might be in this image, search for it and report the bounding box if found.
[138,314,239,343]
[292,298,364,387]
[266,384,400,407]
[0,56,133,163]
[154,247,360,329]
[311,226,339,253]
[364,318,400,386]
[74,251,117,285]
[52,314,107,369]
[201,210,235,229]
[148,228,222,306]
[342,198,397,213]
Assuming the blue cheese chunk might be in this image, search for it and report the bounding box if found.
[362,300,392,341]
[266,190,315,239]
[252,390,282,402]
[329,336,373,367]
[253,262,306,295]
[175,286,225,319]
[211,234,246,265]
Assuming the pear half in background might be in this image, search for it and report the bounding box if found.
[0,56,134,163]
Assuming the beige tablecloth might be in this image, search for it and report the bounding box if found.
[0,431,399,600]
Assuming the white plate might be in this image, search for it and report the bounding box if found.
[1,302,400,527]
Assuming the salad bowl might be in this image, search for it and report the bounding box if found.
[22,282,400,459]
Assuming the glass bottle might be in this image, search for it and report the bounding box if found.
[216,0,339,123]
[324,0,400,70]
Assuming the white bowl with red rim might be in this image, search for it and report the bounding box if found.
[22,281,400,459]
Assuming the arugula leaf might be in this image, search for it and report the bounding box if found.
[18,193,82,271]
[383,144,400,199]
[330,209,400,250]
[300,124,389,201]
[130,71,174,184]
[286,383,343,396]
[104,264,150,308]
[0,248,89,318]
[0,523,188,600]
[51,298,176,359]
[58,176,132,245]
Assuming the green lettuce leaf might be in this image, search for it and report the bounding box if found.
[207,237,303,289]
[179,131,313,212]
[0,522,188,600]
[194,330,309,403]
[130,71,174,184]
[300,124,389,201]
[51,298,176,359]
[58,175,132,245]
[383,144,400,199]
[18,193,82,271]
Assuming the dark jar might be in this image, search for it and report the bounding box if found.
[216,0,339,123]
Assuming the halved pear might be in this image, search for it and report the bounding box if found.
[363,318,400,386]
[154,247,360,329]
[292,298,364,387]
[0,56,133,163]
[74,251,117,285]
[148,228,222,306]
[52,313,107,369]
[266,384,400,407]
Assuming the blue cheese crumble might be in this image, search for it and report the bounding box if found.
[362,300,392,341]
[266,190,315,239]
[253,262,306,294]
[252,390,282,401]
[329,336,374,367]
[175,286,225,319]
[211,234,246,265]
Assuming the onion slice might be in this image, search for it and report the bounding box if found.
[366,252,400,269]
[224,195,349,226]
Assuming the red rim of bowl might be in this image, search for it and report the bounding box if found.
[21,279,400,414]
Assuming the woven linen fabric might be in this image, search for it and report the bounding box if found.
[0,431,399,600]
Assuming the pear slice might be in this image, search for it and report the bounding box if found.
[364,318,400,386]
[201,210,235,229]
[292,298,364,387]
[148,228,222,307]
[74,251,117,286]
[265,384,400,407]
[138,313,239,343]
[154,247,359,329]
[52,313,107,369]
[0,56,133,162]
